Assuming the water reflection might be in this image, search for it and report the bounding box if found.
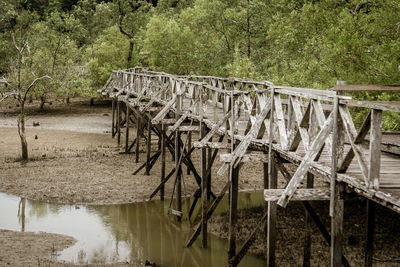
[0,192,265,266]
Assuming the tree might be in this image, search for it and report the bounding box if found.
[0,2,50,160]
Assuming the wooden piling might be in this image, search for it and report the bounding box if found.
[266,152,277,267]
[135,112,140,163]
[160,124,166,200]
[112,97,116,137]
[145,118,152,175]
[303,172,314,267]
[201,119,208,248]
[207,136,212,200]
[228,164,239,263]
[125,104,130,153]
[187,130,192,175]
[364,200,375,267]
[117,100,121,145]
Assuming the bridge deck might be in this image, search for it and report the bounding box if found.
[100,67,400,266]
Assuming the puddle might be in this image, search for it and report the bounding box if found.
[0,192,265,266]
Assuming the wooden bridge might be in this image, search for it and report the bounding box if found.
[99,67,400,267]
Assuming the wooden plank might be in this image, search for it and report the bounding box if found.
[264,189,330,201]
[277,113,334,207]
[194,141,230,149]
[334,84,400,91]
[274,94,289,150]
[220,153,269,163]
[197,111,231,146]
[151,96,177,124]
[169,125,200,132]
[369,109,383,189]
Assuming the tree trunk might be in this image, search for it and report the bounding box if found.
[18,101,28,160]
[40,96,45,110]
[127,41,134,68]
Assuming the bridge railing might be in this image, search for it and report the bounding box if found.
[100,68,399,199]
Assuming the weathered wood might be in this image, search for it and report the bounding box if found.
[266,152,278,267]
[160,124,166,200]
[117,100,121,145]
[277,113,333,207]
[218,99,271,175]
[338,110,371,173]
[264,189,330,201]
[198,110,232,146]
[364,200,375,267]
[151,96,177,124]
[135,112,141,163]
[193,141,231,149]
[185,181,230,248]
[369,109,382,189]
[220,153,269,163]
[228,165,240,261]
[149,167,175,200]
[331,182,345,267]
[132,150,161,175]
[145,119,152,175]
[339,104,369,184]
[169,125,200,132]
[303,172,314,267]
[112,97,116,137]
[125,104,130,152]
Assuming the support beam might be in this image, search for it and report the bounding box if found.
[125,104,130,153]
[117,100,121,145]
[266,152,277,267]
[160,124,166,200]
[331,182,345,267]
[364,200,375,267]
[303,172,314,267]
[145,118,152,175]
[135,112,141,163]
[264,189,330,201]
[369,109,382,189]
[201,119,208,248]
[112,97,116,137]
[228,165,240,261]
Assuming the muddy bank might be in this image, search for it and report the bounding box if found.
[208,200,400,266]
[0,229,143,266]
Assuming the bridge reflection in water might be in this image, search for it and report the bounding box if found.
[0,192,265,266]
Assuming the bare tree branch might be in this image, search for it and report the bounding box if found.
[23,75,51,100]
[0,91,18,103]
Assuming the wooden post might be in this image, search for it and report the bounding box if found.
[369,109,382,189]
[112,97,116,138]
[145,118,152,175]
[201,117,208,247]
[263,149,268,245]
[266,152,277,267]
[331,182,345,267]
[187,130,192,175]
[160,124,166,200]
[266,87,277,267]
[117,100,121,145]
[303,172,314,267]
[228,165,239,262]
[175,93,182,221]
[207,135,212,200]
[125,104,130,153]
[135,111,140,163]
[364,200,375,267]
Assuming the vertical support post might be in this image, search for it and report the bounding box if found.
[112,97,116,138]
[369,109,382,189]
[331,93,345,267]
[228,93,239,264]
[303,172,314,267]
[266,87,276,267]
[175,92,182,221]
[135,111,141,163]
[266,153,277,267]
[263,149,268,245]
[125,103,130,153]
[160,124,166,201]
[200,89,208,247]
[145,118,152,175]
[187,130,192,175]
[364,200,375,267]
[331,182,345,267]
[207,136,213,200]
[117,100,121,145]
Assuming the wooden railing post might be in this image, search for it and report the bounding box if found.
[369,109,382,189]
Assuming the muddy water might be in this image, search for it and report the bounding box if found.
[0,192,265,266]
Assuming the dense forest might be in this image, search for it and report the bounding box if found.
[0,0,399,107]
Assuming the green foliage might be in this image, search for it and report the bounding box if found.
[86,26,130,89]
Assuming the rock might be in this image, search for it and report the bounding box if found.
[33,122,40,127]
